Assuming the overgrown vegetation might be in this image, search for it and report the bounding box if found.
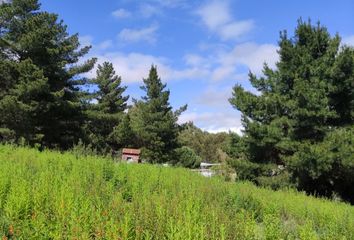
[0,0,96,149]
[0,0,353,205]
[0,145,353,239]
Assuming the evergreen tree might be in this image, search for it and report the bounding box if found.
[111,113,136,149]
[85,62,129,153]
[0,0,96,149]
[229,20,354,202]
[130,66,186,163]
[0,59,48,144]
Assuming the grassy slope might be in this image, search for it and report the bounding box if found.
[0,145,353,239]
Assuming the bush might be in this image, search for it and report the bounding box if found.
[256,171,294,190]
[231,159,293,190]
[287,126,354,203]
[0,128,15,143]
[175,146,201,168]
[70,139,98,157]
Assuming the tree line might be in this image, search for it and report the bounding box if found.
[0,1,353,203]
[0,0,192,165]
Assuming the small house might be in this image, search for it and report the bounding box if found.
[121,148,141,163]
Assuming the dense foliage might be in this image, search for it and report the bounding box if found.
[229,20,354,203]
[0,0,96,149]
[0,146,353,239]
[178,122,229,163]
[84,62,129,153]
[174,146,201,168]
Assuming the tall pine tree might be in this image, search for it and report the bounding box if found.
[85,62,129,153]
[229,20,354,202]
[0,59,48,144]
[0,0,96,148]
[130,66,186,163]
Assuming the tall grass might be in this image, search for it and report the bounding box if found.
[0,145,353,239]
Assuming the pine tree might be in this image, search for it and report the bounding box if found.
[85,62,129,153]
[0,59,48,144]
[112,113,136,149]
[0,0,96,148]
[130,66,186,163]
[229,20,354,202]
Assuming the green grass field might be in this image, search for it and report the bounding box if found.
[0,145,353,239]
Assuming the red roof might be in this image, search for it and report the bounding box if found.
[122,148,141,155]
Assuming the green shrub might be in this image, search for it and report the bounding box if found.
[0,128,15,143]
[175,146,201,168]
[287,126,354,203]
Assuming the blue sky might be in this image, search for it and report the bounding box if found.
[40,0,354,134]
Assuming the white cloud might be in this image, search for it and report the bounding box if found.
[78,36,113,52]
[152,0,187,8]
[196,1,254,41]
[86,51,209,84]
[139,4,161,18]
[87,52,165,83]
[112,8,131,18]
[196,88,232,107]
[136,1,187,19]
[178,111,243,135]
[96,40,113,50]
[183,54,213,70]
[217,42,278,75]
[79,35,93,47]
[118,25,158,44]
[190,87,245,134]
[181,42,278,82]
[170,67,210,80]
[211,66,236,81]
[184,54,205,66]
[207,126,243,135]
[342,35,354,46]
[196,1,231,30]
[219,20,254,41]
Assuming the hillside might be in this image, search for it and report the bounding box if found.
[0,145,353,239]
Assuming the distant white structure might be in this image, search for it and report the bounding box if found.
[200,162,221,168]
[193,162,221,177]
